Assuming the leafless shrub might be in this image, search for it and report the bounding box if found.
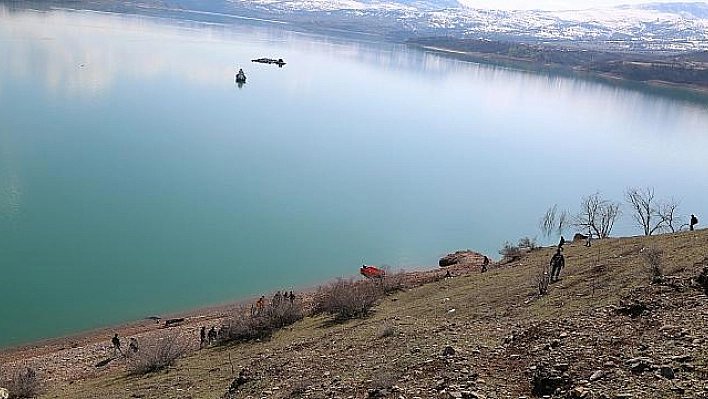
[499,241,522,263]
[221,299,303,343]
[574,192,621,239]
[499,237,537,263]
[0,367,41,399]
[376,271,407,295]
[518,237,539,251]
[641,246,664,283]
[262,299,304,330]
[128,333,187,375]
[312,278,381,321]
[220,315,274,343]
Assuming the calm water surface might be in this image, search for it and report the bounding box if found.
[1,8,707,348]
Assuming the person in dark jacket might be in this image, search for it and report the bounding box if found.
[550,249,565,282]
[111,334,122,356]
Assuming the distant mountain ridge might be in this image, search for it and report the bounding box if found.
[208,0,708,49]
[3,0,708,50]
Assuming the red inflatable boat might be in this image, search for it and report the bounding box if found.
[360,265,386,278]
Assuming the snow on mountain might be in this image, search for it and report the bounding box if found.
[219,0,708,49]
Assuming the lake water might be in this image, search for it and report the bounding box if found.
[1,7,707,348]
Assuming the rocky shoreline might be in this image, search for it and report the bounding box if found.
[0,255,490,389]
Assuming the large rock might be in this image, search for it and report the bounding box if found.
[572,233,588,242]
[439,250,486,267]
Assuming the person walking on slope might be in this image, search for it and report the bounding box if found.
[111,334,122,357]
[481,256,489,273]
[690,214,699,231]
[550,249,565,282]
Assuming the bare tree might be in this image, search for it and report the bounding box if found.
[657,199,681,233]
[625,187,662,236]
[540,204,569,239]
[625,187,681,235]
[574,192,621,239]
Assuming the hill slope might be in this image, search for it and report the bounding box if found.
[2,229,708,398]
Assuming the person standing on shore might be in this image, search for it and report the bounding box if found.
[111,334,122,357]
[255,296,265,316]
[207,326,217,344]
[200,326,207,348]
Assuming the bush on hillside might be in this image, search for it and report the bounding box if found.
[220,315,275,343]
[641,246,664,283]
[377,271,407,295]
[499,241,521,261]
[0,367,41,398]
[128,334,187,375]
[220,298,304,343]
[312,278,381,321]
[518,237,539,251]
[500,237,539,263]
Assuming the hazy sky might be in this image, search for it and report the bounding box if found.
[459,0,706,10]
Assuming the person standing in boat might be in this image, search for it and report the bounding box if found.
[236,68,246,83]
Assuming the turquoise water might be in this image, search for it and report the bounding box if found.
[1,8,707,348]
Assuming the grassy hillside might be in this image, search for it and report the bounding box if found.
[2,229,708,398]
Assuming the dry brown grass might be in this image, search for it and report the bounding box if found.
[0,366,41,399]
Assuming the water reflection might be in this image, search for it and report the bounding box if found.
[0,162,22,221]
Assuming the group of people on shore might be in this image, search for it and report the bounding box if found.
[251,290,297,317]
[110,290,302,353]
[199,326,219,348]
[111,334,139,357]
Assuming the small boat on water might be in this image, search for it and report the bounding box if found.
[252,57,286,67]
[360,265,386,279]
[235,68,247,83]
